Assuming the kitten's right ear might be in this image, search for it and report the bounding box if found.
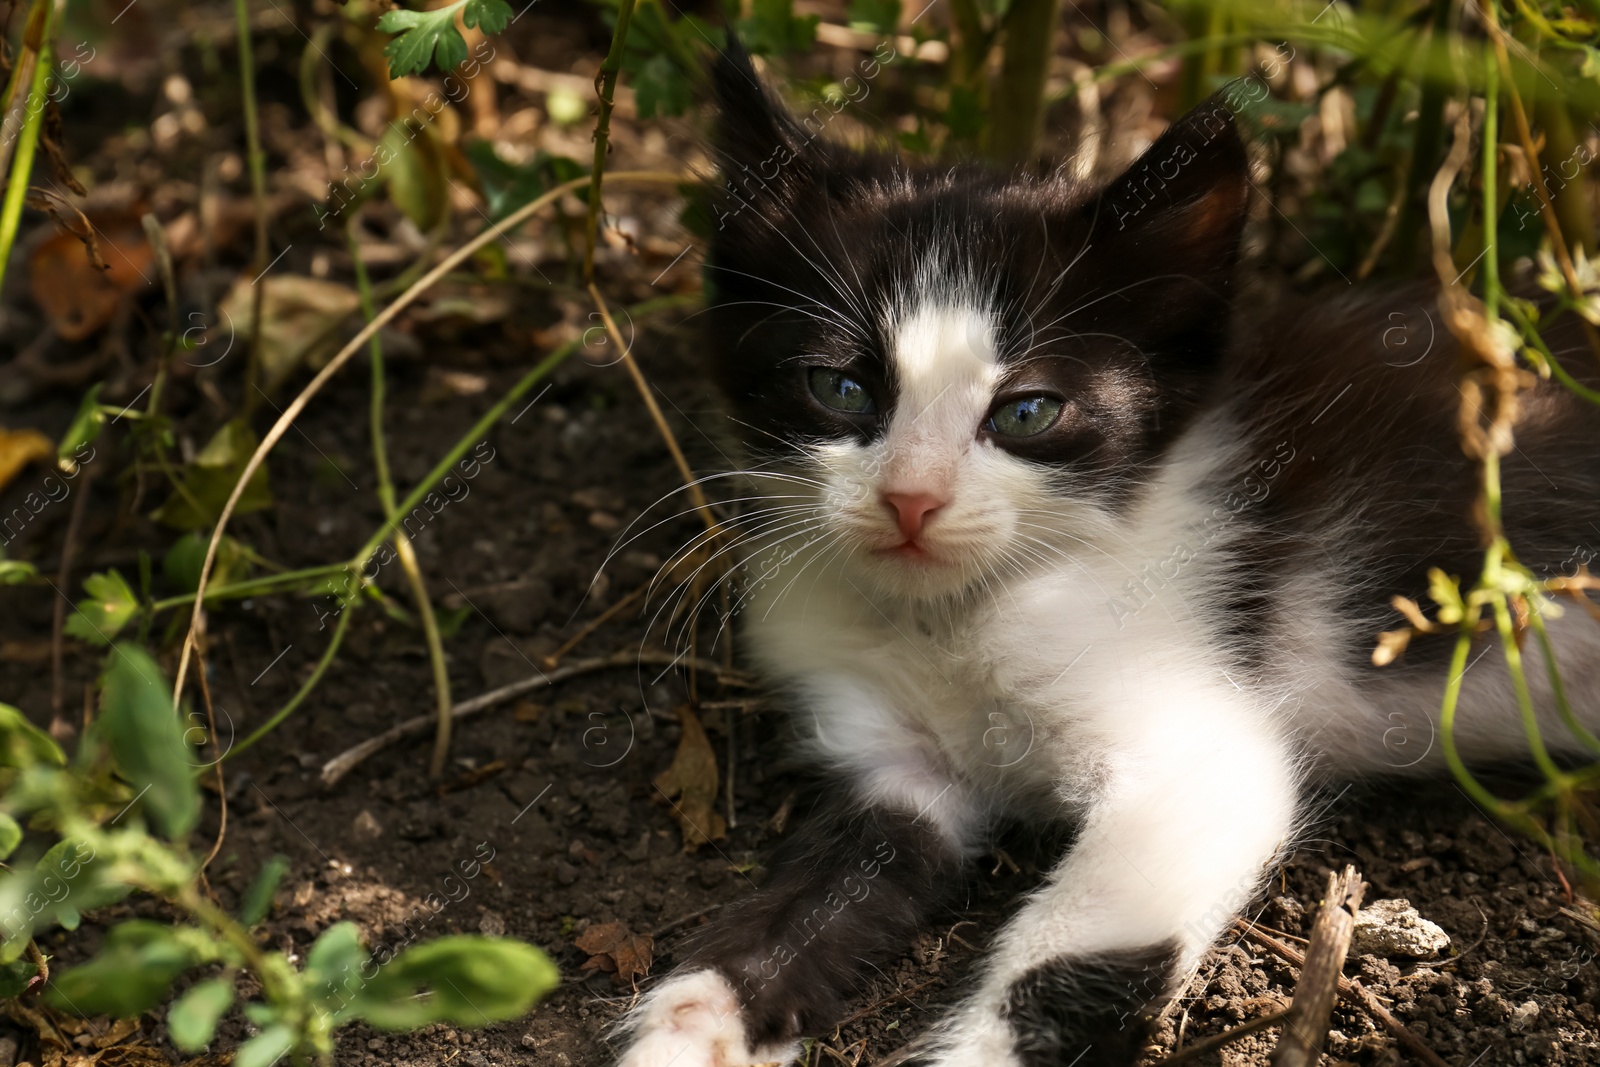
[710,33,815,209]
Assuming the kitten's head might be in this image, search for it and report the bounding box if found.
[705,42,1251,602]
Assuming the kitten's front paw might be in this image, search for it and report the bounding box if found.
[614,969,801,1067]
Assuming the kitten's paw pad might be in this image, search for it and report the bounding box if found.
[615,969,798,1067]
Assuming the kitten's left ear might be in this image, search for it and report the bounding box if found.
[1086,88,1251,286]
[709,33,816,208]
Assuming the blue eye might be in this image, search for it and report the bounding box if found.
[809,368,876,414]
[987,396,1063,437]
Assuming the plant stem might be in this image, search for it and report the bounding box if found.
[350,223,454,779]
[1478,0,1600,364]
[0,0,55,296]
[584,0,637,282]
[1439,626,1491,808]
[352,339,578,567]
[227,604,355,760]
[1526,602,1600,757]
[1482,43,1499,320]
[151,563,351,613]
[987,0,1062,162]
[0,0,50,183]
[948,0,990,88]
[235,0,270,410]
[171,171,685,710]
[1489,590,1567,785]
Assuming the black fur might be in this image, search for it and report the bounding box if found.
[1002,942,1179,1067]
[682,792,968,1045]
[1214,285,1600,676]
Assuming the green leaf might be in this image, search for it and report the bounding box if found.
[353,936,558,1030]
[739,0,818,56]
[306,921,364,980]
[462,0,512,34]
[58,382,105,462]
[0,702,66,769]
[0,812,20,859]
[847,0,899,33]
[1427,567,1465,626]
[151,418,273,531]
[306,921,368,1013]
[64,570,139,646]
[239,855,290,926]
[462,142,587,223]
[32,838,132,932]
[98,645,201,839]
[380,121,448,231]
[233,1023,296,1067]
[634,53,692,119]
[163,532,245,595]
[0,957,36,997]
[946,84,984,141]
[168,977,235,1051]
[1583,46,1600,84]
[0,558,37,584]
[46,922,202,1017]
[378,0,510,78]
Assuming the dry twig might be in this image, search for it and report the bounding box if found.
[1234,917,1451,1067]
[1270,865,1364,1067]
[318,651,736,785]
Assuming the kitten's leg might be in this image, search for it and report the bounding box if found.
[614,788,971,1067]
[916,707,1298,1067]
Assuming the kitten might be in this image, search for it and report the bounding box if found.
[615,41,1600,1067]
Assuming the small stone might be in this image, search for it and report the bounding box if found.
[352,809,383,839]
[572,487,624,511]
[1351,898,1451,958]
[366,1037,387,1051]
[1511,1000,1541,1030]
[479,909,507,937]
[521,1032,539,1049]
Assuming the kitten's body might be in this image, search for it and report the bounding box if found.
[615,45,1600,1067]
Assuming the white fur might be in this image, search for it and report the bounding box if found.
[618,282,1600,1065]
[613,969,799,1067]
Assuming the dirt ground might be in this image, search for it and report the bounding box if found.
[1,3,1598,1066]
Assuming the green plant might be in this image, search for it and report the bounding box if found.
[0,648,557,1064]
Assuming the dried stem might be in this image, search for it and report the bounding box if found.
[234,0,270,407]
[1269,866,1363,1067]
[170,171,687,714]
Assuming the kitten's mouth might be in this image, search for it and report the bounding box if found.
[874,540,941,563]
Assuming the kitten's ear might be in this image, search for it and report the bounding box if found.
[1086,88,1251,282]
[710,33,816,209]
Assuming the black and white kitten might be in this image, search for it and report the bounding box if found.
[616,43,1600,1067]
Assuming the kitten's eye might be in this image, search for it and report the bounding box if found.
[808,368,876,415]
[986,396,1063,437]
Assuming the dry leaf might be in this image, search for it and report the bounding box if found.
[29,214,152,340]
[0,426,55,493]
[574,920,654,986]
[218,274,361,393]
[653,703,726,851]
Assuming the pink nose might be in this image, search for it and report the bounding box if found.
[882,492,945,539]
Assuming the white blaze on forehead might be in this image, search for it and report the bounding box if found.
[882,301,1001,486]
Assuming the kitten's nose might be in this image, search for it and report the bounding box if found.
[882,492,945,539]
